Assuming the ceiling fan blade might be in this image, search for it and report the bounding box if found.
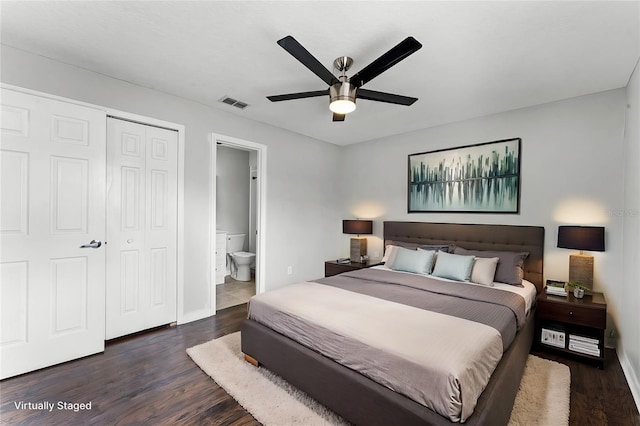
[357,89,418,106]
[277,36,339,86]
[350,37,422,88]
[332,113,345,122]
[267,90,328,102]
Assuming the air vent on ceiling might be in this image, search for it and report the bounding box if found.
[219,96,248,110]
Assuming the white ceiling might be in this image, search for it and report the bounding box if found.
[1,1,638,145]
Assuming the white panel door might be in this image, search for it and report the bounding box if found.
[0,88,106,379]
[106,118,177,339]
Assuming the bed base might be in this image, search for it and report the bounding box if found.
[241,310,534,426]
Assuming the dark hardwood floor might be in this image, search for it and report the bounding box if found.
[0,305,257,426]
[1,303,638,426]
[530,347,639,426]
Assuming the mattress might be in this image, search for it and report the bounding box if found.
[247,268,533,422]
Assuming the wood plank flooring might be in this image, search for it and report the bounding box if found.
[1,303,638,426]
[216,277,256,310]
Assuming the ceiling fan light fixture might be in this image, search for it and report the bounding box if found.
[330,99,356,114]
[329,81,356,114]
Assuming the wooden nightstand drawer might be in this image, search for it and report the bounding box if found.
[538,297,606,329]
[325,262,354,277]
[324,260,382,277]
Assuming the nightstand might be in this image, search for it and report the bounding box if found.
[324,259,383,277]
[536,291,607,368]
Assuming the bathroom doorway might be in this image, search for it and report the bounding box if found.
[210,133,266,313]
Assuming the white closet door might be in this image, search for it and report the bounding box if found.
[0,88,106,379]
[106,118,177,339]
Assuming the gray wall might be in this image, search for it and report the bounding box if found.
[622,60,640,407]
[1,46,343,320]
[216,145,250,250]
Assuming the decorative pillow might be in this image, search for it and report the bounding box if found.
[470,257,500,286]
[390,246,435,275]
[418,244,453,253]
[431,252,475,282]
[454,247,529,285]
[416,247,441,274]
[382,245,401,264]
[384,240,421,250]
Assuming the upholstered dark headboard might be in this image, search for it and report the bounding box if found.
[383,221,545,292]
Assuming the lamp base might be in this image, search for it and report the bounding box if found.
[350,237,368,263]
[569,253,594,290]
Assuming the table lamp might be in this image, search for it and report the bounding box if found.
[343,220,373,263]
[557,225,605,290]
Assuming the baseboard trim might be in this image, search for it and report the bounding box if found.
[179,308,214,325]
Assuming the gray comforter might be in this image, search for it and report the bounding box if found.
[247,268,526,422]
[315,268,526,350]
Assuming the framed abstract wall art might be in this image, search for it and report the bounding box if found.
[408,138,521,213]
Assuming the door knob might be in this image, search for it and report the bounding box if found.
[80,240,102,249]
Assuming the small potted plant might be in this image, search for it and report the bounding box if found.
[567,281,587,299]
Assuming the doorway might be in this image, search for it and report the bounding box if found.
[210,134,266,313]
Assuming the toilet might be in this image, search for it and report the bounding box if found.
[227,233,255,281]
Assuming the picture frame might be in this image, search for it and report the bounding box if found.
[408,138,521,213]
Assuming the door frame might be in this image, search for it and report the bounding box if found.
[209,133,267,313]
[0,83,187,326]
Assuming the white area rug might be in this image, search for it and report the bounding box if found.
[187,332,570,426]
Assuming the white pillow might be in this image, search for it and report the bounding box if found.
[431,252,475,282]
[470,257,499,286]
[381,245,399,263]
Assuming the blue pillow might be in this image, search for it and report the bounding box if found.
[431,252,475,282]
[390,247,435,275]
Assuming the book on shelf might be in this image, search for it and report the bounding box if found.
[546,289,567,296]
[568,339,599,351]
[568,342,600,357]
[568,333,600,357]
[569,334,599,345]
[546,280,567,288]
[545,286,567,296]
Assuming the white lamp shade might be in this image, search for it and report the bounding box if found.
[329,99,356,114]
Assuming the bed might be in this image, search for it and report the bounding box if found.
[241,221,544,425]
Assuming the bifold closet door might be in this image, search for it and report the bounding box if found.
[0,88,106,379]
[106,118,177,339]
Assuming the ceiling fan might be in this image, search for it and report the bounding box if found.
[267,35,422,122]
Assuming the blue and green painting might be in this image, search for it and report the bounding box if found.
[408,138,520,213]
